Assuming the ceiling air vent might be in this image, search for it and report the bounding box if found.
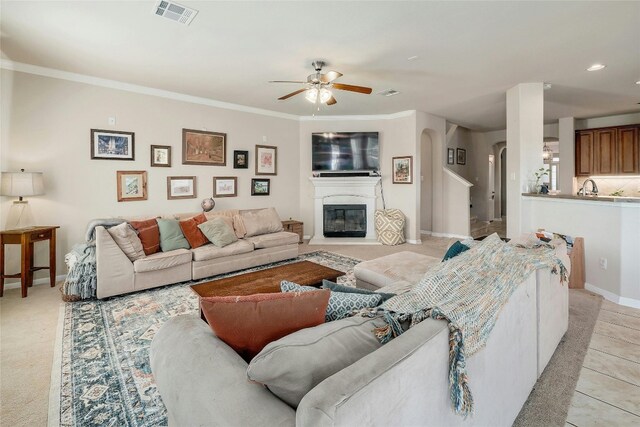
[378,89,400,97]
[154,1,198,25]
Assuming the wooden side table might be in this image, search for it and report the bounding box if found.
[0,226,60,298]
[282,220,303,244]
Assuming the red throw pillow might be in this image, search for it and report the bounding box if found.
[179,213,208,249]
[200,290,330,362]
[129,218,160,255]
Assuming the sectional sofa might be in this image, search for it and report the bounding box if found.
[95,208,299,299]
[150,236,570,426]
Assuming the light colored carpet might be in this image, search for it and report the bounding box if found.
[514,289,603,427]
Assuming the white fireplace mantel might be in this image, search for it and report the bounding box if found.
[308,176,381,245]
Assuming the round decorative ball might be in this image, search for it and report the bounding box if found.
[201,198,215,212]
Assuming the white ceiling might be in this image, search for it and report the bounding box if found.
[1,1,639,130]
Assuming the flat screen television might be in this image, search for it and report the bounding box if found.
[312,132,379,172]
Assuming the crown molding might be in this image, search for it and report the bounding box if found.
[299,110,415,121]
[0,60,300,121]
[1,60,418,123]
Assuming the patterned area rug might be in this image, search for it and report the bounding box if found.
[48,251,360,427]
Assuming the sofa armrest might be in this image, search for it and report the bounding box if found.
[296,318,451,427]
[150,315,296,427]
[95,226,134,299]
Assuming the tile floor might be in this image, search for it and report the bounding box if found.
[566,299,640,426]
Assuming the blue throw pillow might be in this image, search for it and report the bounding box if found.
[281,281,383,321]
[321,280,396,302]
[442,241,470,262]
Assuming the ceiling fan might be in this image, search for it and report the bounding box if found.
[270,61,372,106]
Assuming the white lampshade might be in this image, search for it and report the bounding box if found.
[1,170,45,199]
[305,88,319,103]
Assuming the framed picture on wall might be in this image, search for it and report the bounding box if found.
[447,148,455,165]
[233,150,249,169]
[255,145,277,175]
[116,171,147,202]
[151,145,171,167]
[167,176,197,199]
[213,176,238,197]
[91,129,135,160]
[251,178,270,196]
[456,148,467,165]
[182,129,226,166]
[392,156,413,184]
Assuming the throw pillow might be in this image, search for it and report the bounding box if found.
[179,213,209,249]
[281,281,383,322]
[107,222,146,262]
[198,217,238,248]
[157,218,191,252]
[240,208,283,237]
[321,279,396,302]
[129,218,160,255]
[232,214,247,239]
[442,240,470,262]
[247,316,383,408]
[200,290,330,362]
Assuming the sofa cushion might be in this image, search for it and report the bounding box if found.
[133,248,192,273]
[245,231,298,249]
[321,279,396,302]
[281,281,383,322]
[200,290,330,362]
[107,222,145,262]
[247,315,383,408]
[233,214,247,238]
[157,218,191,252]
[179,213,209,249]
[240,208,283,237]
[191,239,254,262]
[129,218,160,255]
[198,217,238,248]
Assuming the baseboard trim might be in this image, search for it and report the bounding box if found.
[2,274,67,290]
[406,239,422,245]
[585,282,640,309]
[431,232,473,240]
[420,230,432,235]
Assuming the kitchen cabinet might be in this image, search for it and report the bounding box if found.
[575,125,639,176]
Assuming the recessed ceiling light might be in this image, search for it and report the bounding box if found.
[543,83,552,90]
[407,56,419,61]
[636,80,640,85]
[586,64,606,71]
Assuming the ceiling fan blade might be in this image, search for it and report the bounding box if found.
[278,88,307,100]
[326,96,337,106]
[332,83,373,94]
[269,80,307,84]
[319,71,343,83]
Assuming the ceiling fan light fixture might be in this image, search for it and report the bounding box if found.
[305,88,318,103]
[319,88,332,103]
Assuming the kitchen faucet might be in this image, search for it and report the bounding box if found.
[578,179,599,196]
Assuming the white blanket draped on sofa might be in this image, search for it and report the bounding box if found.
[365,233,568,416]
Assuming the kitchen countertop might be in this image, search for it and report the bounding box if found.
[522,193,640,203]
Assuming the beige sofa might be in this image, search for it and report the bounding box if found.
[95,208,299,299]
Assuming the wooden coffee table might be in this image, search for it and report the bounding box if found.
[191,260,344,320]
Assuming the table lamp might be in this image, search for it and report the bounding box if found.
[1,169,45,229]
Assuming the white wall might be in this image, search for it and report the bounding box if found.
[299,113,419,241]
[576,112,640,130]
[522,196,640,307]
[1,70,300,281]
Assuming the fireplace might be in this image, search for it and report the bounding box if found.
[323,204,366,238]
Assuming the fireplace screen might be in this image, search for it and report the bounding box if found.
[323,204,366,238]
